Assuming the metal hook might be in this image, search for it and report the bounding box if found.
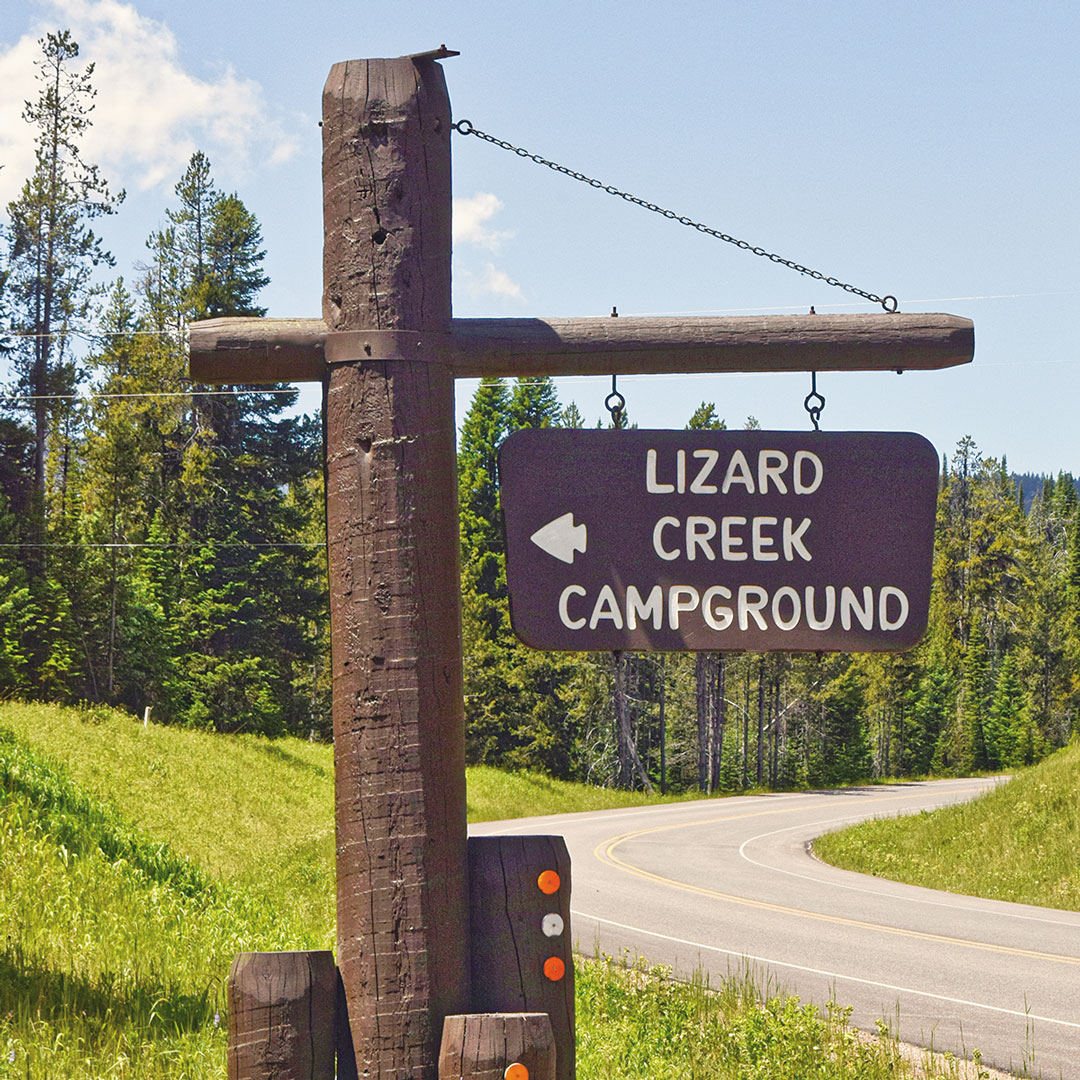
[605,373,626,428]
[803,371,825,431]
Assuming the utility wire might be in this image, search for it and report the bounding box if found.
[0,541,326,550]
[0,388,301,402]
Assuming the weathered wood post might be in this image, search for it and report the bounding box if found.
[439,1014,556,1080]
[468,837,574,1080]
[320,53,468,1078]
[227,951,337,1080]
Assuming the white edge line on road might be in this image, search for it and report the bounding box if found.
[736,813,1080,930]
[572,909,1080,1031]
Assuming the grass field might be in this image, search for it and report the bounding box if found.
[0,700,1000,1078]
[814,739,1080,911]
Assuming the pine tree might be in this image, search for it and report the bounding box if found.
[5,31,123,534]
[957,620,991,770]
[561,402,585,429]
[508,376,560,432]
[88,154,327,733]
[985,650,1028,767]
[458,378,510,638]
[0,490,37,690]
[164,150,217,317]
[686,402,726,432]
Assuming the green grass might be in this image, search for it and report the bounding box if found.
[0,701,336,883]
[576,954,975,1080]
[0,701,998,1078]
[466,763,706,821]
[814,739,1080,910]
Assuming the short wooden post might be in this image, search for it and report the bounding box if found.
[468,837,574,1080]
[439,1014,556,1080]
[227,951,336,1080]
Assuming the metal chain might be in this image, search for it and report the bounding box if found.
[452,120,898,313]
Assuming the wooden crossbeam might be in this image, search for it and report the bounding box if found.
[189,312,973,384]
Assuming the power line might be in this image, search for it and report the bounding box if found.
[2,329,181,340]
[0,541,325,550]
[0,388,304,402]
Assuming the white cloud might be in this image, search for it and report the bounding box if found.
[453,191,512,252]
[453,192,523,299]
[0,0,299,205]
[460,261,525,302]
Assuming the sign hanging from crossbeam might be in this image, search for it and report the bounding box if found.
[187,46,974,1080]
[499,429,939,652]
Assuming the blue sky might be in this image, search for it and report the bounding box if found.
[1,0,1077,473]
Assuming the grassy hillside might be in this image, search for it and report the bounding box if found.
[815,739,1080,909]
[1,701,985,1078]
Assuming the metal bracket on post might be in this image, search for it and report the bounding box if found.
[324,330,456,365]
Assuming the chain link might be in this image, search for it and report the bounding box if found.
[452,120,898,314]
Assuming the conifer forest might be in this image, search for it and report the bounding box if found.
[2,32,1077,792]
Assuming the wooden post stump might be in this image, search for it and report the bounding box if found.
[227,951,336,1080]
[439,1014,556,1080]
[468,837,574,1080]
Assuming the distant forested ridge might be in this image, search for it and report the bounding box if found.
[1013,472,1079,511]
[1,32,1075,789]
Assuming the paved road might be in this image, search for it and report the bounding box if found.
[472,779,1080,1078]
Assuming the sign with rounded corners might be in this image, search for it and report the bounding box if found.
[499,429,939,652]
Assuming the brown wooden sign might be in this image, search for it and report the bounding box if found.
[501,430,938,652]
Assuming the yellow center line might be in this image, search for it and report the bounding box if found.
[594,786,1080,968]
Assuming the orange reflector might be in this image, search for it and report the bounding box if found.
[505,1064,529,1080]
[537,869,561,894]
[543,955,566,981]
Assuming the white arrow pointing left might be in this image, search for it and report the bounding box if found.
[530,512,588,564]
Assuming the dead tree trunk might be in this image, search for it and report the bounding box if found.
[711,655,727,791]
[696,653,710,792]
[612,652,652,791]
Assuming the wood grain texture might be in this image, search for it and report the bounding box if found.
[226,951,336,1080]
[322,54,468,1080]
[468,837,574,1080]
[188,317,328,383]
[439,1014,556,1080]
[188,313,974,383]
[449,312,974,376]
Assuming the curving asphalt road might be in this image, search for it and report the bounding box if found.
[472,778,1080,1079]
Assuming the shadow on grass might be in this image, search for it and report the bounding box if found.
[248,740,331,777]
[0,946,218,1036]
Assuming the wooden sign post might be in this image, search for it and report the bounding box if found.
[189,49,974,1080]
